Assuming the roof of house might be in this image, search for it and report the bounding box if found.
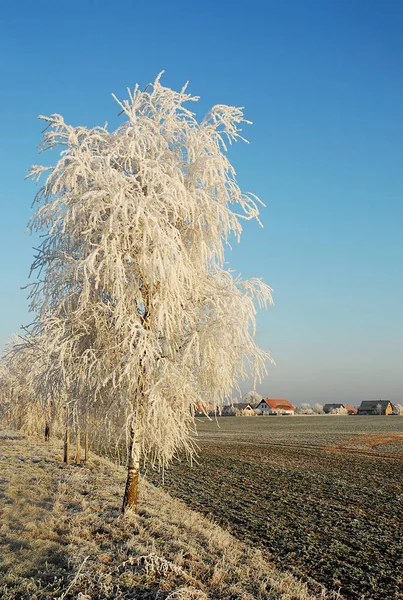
[194,401,214,413]
[234,402,255,410]
[343,404,358,413]
[358,400,391,410]
[323,403,358,413]
[259,398,295,411]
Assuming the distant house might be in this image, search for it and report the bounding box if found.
[323,403,358,415]
[255,398,295,415]
[343,404,358,415]
[221,404,236,416]
[233,402,256,416]
[358,400,393,416]
[323,403,344,414]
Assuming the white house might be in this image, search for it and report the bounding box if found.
[255,398,295,415]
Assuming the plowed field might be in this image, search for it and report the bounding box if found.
[151,416,403,600]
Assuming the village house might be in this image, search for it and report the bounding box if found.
[221,404,235,416]
[255,398,295,415]
[233,402,256,416]
[323,403,358,415]
[357,400,394,416]
[343,404,358,414]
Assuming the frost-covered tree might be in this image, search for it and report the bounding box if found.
[296,403,314,415]
[372,403,383,416]
[26,74,274,511]
[243,390,262,406]
[0,336,45,435]
[329,406,348,415]
[313,403,324,414]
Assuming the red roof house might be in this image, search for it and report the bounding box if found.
[255,398,295,415]
[343,404,358,415]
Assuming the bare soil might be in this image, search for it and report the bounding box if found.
[150,416,403,600]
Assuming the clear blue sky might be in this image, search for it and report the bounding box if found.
[1,0,402,405]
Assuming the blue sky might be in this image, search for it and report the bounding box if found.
[1,0,402,404]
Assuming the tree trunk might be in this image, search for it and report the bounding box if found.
[64,407,70,465]
[64,425,70,464]
[44,422,50,441]
[75,430,81,465]
[122,419,141,512]
[84,424,89,462]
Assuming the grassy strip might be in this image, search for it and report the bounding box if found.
[0,430,333,600]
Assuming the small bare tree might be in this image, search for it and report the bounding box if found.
[26,74,274,511]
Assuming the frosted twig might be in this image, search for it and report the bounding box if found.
[59,555,90,599]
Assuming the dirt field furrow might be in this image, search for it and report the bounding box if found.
[151,416,403,600]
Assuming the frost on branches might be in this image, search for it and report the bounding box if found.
[0,336,47,435]
[26,73,274,510]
